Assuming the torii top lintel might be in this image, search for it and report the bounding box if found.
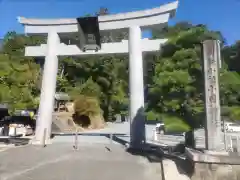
[17,1,178,34]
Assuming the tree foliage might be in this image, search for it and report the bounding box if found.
[149,24,240,128]
[0,17,240,128]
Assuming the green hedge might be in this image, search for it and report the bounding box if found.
[146,111,190,132]
[165,123,190,133]
[229,106,240,121]
[163,114,190,132]
[146,111,161,120]
[220,106,240,121]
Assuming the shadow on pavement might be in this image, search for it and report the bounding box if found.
[0,137,30,146]
[108,134,194,179]
[52,131,194,179]
[173,157,194,177]
[125,146,166,180]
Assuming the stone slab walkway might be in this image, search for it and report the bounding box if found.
[0,143,163,180]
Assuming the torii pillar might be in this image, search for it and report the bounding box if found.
[35,31,60,144]
[129,26,146,148]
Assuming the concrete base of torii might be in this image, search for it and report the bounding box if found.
[33,26,146,148]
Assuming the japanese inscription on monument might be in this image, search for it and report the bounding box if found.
[202,40,222,151]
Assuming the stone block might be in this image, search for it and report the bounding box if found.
[186,148,240,180]
[191,163,238,180]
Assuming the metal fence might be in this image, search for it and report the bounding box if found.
[152,129,240,152]
[194,133,240,152]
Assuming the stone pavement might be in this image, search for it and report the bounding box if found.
[0,143,164,180]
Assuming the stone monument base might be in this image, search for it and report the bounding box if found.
[186,148,240,180]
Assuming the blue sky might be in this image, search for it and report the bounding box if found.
[0,0,239,45]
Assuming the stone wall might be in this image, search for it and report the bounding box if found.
[185,148,240,180]
[191,163,240,180]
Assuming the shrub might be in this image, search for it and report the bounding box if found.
[221,106,230,116]
[73,95,105,129]
[161,114,190,132]
[229,106,240,121]
[161,114,183,125]
[74,95,102,117]
[146,111,161,120]
[165,123,190,133]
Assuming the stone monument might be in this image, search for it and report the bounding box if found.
[186,40,240,180]
[202,40,223,151]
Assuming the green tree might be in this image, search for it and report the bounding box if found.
[148,24,227,129]
[0,32,42,111]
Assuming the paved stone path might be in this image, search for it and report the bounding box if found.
[0,143,164,180]
[0,122,197,180]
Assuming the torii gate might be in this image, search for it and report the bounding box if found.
[18,1,178,148]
